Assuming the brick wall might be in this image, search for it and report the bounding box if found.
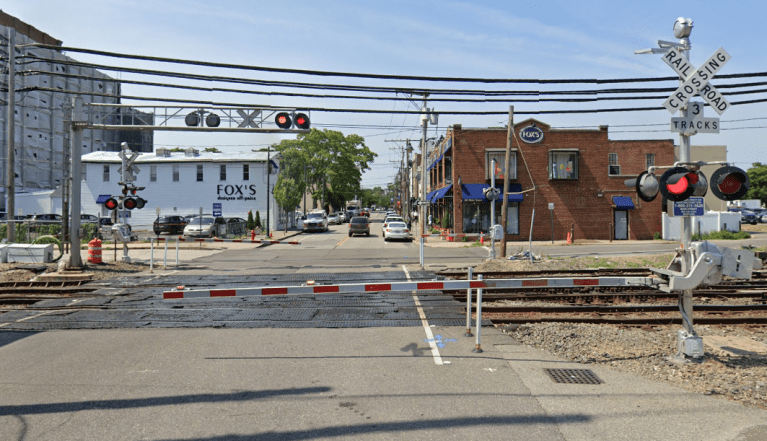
[442,119,675,241]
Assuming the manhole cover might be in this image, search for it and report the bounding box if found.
[544,368,603,385]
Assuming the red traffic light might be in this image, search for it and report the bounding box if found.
[294,112,310,130]
[123,197,138,210]
[659,167,697,202]
[275,112,292,129]
[104,197,119,210]
[710,166,750,201]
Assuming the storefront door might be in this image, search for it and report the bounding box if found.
[614,210,628,240]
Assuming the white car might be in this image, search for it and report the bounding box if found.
[183,216,227,238]
[383,221,412,242]
[383,216,404,229]
[327,213,340,225]
[303,211,328,232]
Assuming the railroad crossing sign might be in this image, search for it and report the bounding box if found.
[670,101,719,134]
[117,149,140,182]
[662,47,731,115]
[237,109,261,128]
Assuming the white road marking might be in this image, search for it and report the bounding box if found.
[0,310,57,328]
[403,265,444,366]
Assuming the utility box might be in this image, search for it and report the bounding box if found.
[6,244,54,263]
[491,224,504,240]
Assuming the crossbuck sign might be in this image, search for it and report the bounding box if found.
[662,47,731,115]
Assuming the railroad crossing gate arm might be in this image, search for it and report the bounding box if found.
[649,242,760,293]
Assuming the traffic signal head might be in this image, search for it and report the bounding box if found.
[135,197,147,209]
[294,112,310,130]
[659,167,701,202]
[710,166,750,201]
[629,171,660,202]
[104,197,119,210]
[275,112,292,129]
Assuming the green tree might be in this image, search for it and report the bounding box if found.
[255,211,262,229]
[746,162,767,205]
[273,129,377,210]
[247,210,255,231]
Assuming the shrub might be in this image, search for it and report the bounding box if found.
[442,213,451,229]
[653,232,662,240]
[247,211,255,230]
[692,230,750,241]
[255,211,262,228]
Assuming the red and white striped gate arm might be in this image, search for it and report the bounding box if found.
[162,276,658,300]
[154,237,300,245]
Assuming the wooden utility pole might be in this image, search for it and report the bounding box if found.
[500,106,514,258]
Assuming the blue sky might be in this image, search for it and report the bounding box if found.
[5,0,767,188]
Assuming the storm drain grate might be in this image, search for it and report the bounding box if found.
[544,368,603,385]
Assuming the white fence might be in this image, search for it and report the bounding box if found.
[662,211,741,240]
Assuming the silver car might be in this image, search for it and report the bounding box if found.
[383,221,412,242]
[183,216,228,238]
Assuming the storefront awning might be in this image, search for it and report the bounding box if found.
[96,194,112,204]
[612,196,635,210]
[460,183,523,202]
[431,184,452,202]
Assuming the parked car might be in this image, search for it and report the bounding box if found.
[383,215,404,229]
[154,215,189,235]
[740,210,758,225]
[383,221,412,242]
[348,216,370,237]
[303,211,328,232]
[183,216,227,238]
[227,217,248,235]
[26,214,62,223]
[336,211,347,223]
[327,213,340,225]
[80,214,99,223]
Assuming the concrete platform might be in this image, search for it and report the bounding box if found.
[0,326,764,440]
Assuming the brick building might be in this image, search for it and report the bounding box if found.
[421,119,676,241]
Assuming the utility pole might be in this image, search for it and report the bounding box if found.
[68,96,85,268]
[5,29,15,241]
[419,94,429,237]
[266,144,271,237]
[500,106,514,257]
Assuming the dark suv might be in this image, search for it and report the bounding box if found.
[348,216,370,237]
[740,211,758,225]
[153,215,188,235]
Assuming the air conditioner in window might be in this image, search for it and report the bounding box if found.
[609,165,621,175]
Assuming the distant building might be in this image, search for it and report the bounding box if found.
[79,149,287,230]
[0,11,152,211]
[419,120,677,241]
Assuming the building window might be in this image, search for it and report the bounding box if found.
[220,164,226,181]
[486,151,517,180]
[197,164,204,182]
[462,201,519,235]
[150,165,157,182]
[549,151,578,180]
[243,164,250,181]
[102,165,110,182]
[646,153,655,170]
[608,153,620,175]
[173,164,179,182]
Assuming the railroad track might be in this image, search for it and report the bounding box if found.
[477,304,767,325]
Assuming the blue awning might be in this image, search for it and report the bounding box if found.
[460,184,487,201]
[613,196,635,210]
[461,183,524,202]
[427,154,444,171]
[96,194,112,204]
[426,189,437,201]
[431,185,452,202]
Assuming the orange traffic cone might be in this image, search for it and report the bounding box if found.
[566,232,572,245]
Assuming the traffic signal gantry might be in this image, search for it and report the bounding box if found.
[627,162,750,203]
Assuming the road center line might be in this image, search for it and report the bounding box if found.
[403,264,444,365]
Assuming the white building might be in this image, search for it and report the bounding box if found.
[78,148,287,230]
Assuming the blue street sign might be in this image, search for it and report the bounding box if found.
[673,197,704,217]
[213,203,222,217]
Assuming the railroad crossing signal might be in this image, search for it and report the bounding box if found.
[629,171,660,202]
[275,111,310,130]
[710,166,750,201]
[662,47,731,115]
[658,167,707,202]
